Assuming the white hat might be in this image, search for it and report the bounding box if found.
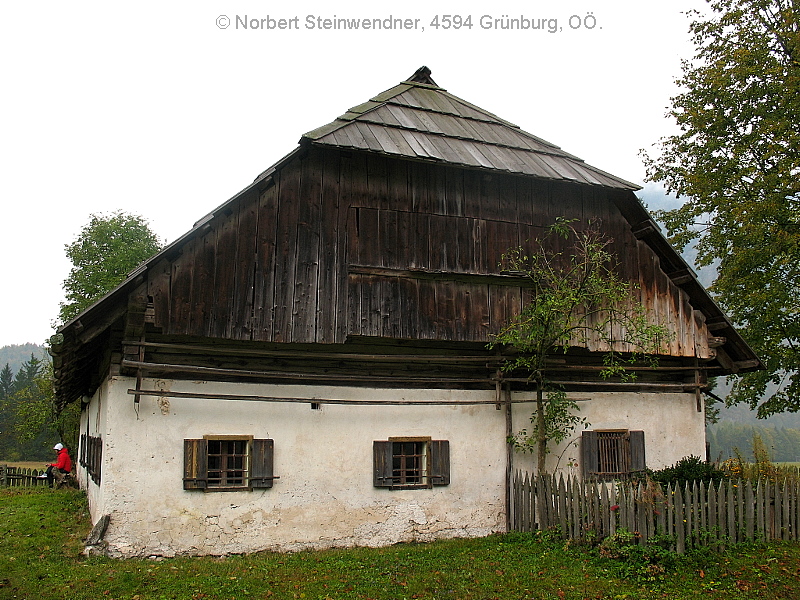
[54,443,64,451]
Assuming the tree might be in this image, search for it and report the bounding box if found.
[0,364,12,399]
[13,361,80,456]
[643,0,800,418]
[0,354,53,461]
[489,219,671,474]
[59,211,163,324]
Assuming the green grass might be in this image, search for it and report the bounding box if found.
[2,488,800,599]
[1,461,47,470]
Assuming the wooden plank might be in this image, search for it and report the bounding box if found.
[387,157,411,212]
[428,214,450,271]
[558,475,568,539]
[379,208,399,269]
[147,258,172,332]
[169,236,197,336]
[367,153,389,211]
[462,169,483,220]
[292,149,323,343]
[443,166,464,217]
[211,201,241,339]
[471,218,487,275]
[434,279,456,339]
[231,188,259,340]
[745,480,755,540]
[410,211,430,269]
[409,160,433,214]
[251,182,279,341]
[415,278,437,340]
[356,208,379,265]
[191,226,217,337]
[455,215,474,273]
[271,162,302,343]
[317,148,342,343]
[675,485,685,554]
[381,275,402,339]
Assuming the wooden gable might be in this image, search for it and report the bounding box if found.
[51,68,762,407]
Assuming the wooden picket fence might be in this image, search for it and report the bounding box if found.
[512,471,800,553]
[0,464,49,488]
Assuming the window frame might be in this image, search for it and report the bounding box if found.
[79,433,103,485]
[581,429,645,481]
[184,436,275,492]
[373,437,450,489]
[205,435,252,490]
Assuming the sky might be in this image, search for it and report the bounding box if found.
[0,0,708,348]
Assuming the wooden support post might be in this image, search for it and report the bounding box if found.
[695,363,702,412]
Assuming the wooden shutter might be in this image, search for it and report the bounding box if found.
[373,441,393,487]
[184,439,207,490]
[250,439,275,489]
[430,440,450,486]
[581,431,599,478]
[629,430,646,472]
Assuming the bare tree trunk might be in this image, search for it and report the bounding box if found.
[536,382,547,474]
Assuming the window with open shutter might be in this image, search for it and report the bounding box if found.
[183,436,276,491]
[581,430,645,480]
[373,437,450,489]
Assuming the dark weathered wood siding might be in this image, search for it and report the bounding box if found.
[144,146,710,359]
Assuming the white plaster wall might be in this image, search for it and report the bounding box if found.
[510,391,707,477]
[96,377,508,557]
[77,380,109,523]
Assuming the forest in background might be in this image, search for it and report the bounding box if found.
[0,343,60,461]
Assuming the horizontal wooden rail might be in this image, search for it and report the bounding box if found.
[127,388,589,405]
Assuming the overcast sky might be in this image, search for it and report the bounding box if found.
[0,0,708,348]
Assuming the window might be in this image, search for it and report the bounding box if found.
[184,436,275,491]
[373,437,450,489]
[581,430,645,480]
[79,433,103,485]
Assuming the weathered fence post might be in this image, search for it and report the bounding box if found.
[675,484,685,554]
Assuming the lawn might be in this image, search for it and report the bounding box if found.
[1,461,47,470]
[2,488,800,600]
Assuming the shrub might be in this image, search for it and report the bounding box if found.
[647,455,725,488]
[596,529,679,581]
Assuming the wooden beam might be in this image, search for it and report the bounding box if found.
[631,220,659,240]
[348,265,533,287]
[121,359,497,384]
[707,336,727,348]
[123,340,506,364]
[126,388,585,405]
[668,268,695,286]
[706,318,730,332]
[735,359,761,371]
[714,347,737,373]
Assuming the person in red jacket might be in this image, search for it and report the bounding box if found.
[41,443,72,487]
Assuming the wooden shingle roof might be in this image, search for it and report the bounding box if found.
[302,66,639,190]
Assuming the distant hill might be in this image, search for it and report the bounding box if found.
[0,343,48,374]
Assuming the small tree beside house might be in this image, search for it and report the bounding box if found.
[491,218,673,474]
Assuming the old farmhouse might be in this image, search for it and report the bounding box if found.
[51,67,761,557]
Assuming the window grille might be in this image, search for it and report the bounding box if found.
[207,439,250,488]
